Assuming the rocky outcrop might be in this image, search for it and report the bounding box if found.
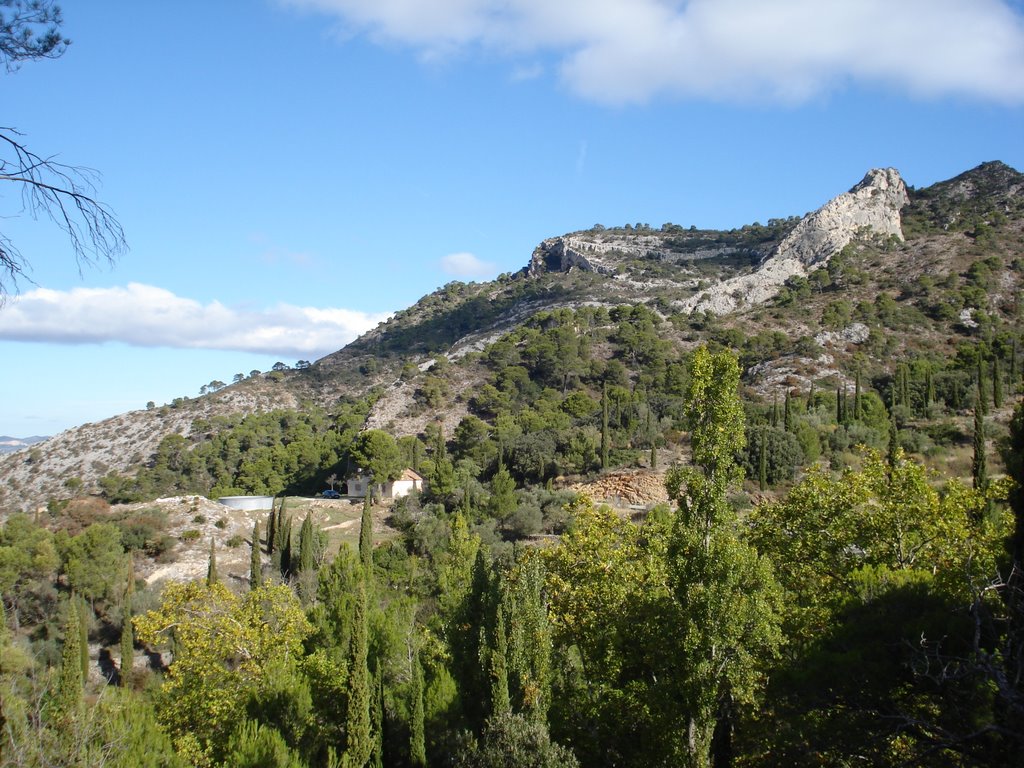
[528,235,664,276]
[680,168,909,315]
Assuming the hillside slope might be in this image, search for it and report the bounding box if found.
[1,161,1021,512]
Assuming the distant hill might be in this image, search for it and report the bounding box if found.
[0,435,49,455]
[1,160,1021,511]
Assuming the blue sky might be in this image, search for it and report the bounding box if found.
[1,0,1023,436]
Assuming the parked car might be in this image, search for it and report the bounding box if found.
[322,489,341,499]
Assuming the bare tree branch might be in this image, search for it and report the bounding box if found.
[0,126,126,300]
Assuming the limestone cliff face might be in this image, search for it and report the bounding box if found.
[680,168,909,314]
[528,235,666,276]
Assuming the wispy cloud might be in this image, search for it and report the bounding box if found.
[0,284,390,359]
[282,0,1024,105]
[248,233,317,268]
[576,140,588,176]
[440,251,496,278]
[510,62,544,82]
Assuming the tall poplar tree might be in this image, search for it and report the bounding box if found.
[666,346,782,768]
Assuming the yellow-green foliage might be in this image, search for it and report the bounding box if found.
[134,582,311,766]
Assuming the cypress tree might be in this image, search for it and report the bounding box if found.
[836,385,843,424]
[854,371,862,422]
[650,444,657,469]
[601,380,609,470]
[993,358,1004,408]
[409,650,427,768]
[0,589,8,652]
[758,427,768,492]
[120,605,134,687]
[371,671,385,768]
[250,520,263,588]
[360,491,373,571]
[977,357,989,416]
[887,407,900,473]
[280,515,293,579]
[120,555,135,685]
[1011,337,1020,392]
[77,595,89,685]
[783,389,793,432]
[770,393,779,427]
[56,602,83,720]
[206,537,218,586]
[266,508,276,556]
[489,604,511,719]
[925,368,935,410]
[345,576,372,767]
[299,513,315,574]
[973,390,988,492]
[808,379,816,410]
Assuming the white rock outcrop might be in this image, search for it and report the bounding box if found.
[680,168,909,315]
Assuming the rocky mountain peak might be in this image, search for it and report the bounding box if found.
[679,168,908,315]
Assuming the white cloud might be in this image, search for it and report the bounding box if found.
[0,284,391,359]
[282,0,1024,105]
[440,251,496,277]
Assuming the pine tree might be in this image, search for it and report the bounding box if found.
[206,537,218,586]
[250,520,263,589]
[409,650,427,768]
[973,389,988,492]
[359,492,373,571]
[601,379,610,470]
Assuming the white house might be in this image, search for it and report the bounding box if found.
[346,468,425,500]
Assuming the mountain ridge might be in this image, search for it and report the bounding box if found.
[1,160,1021,511]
